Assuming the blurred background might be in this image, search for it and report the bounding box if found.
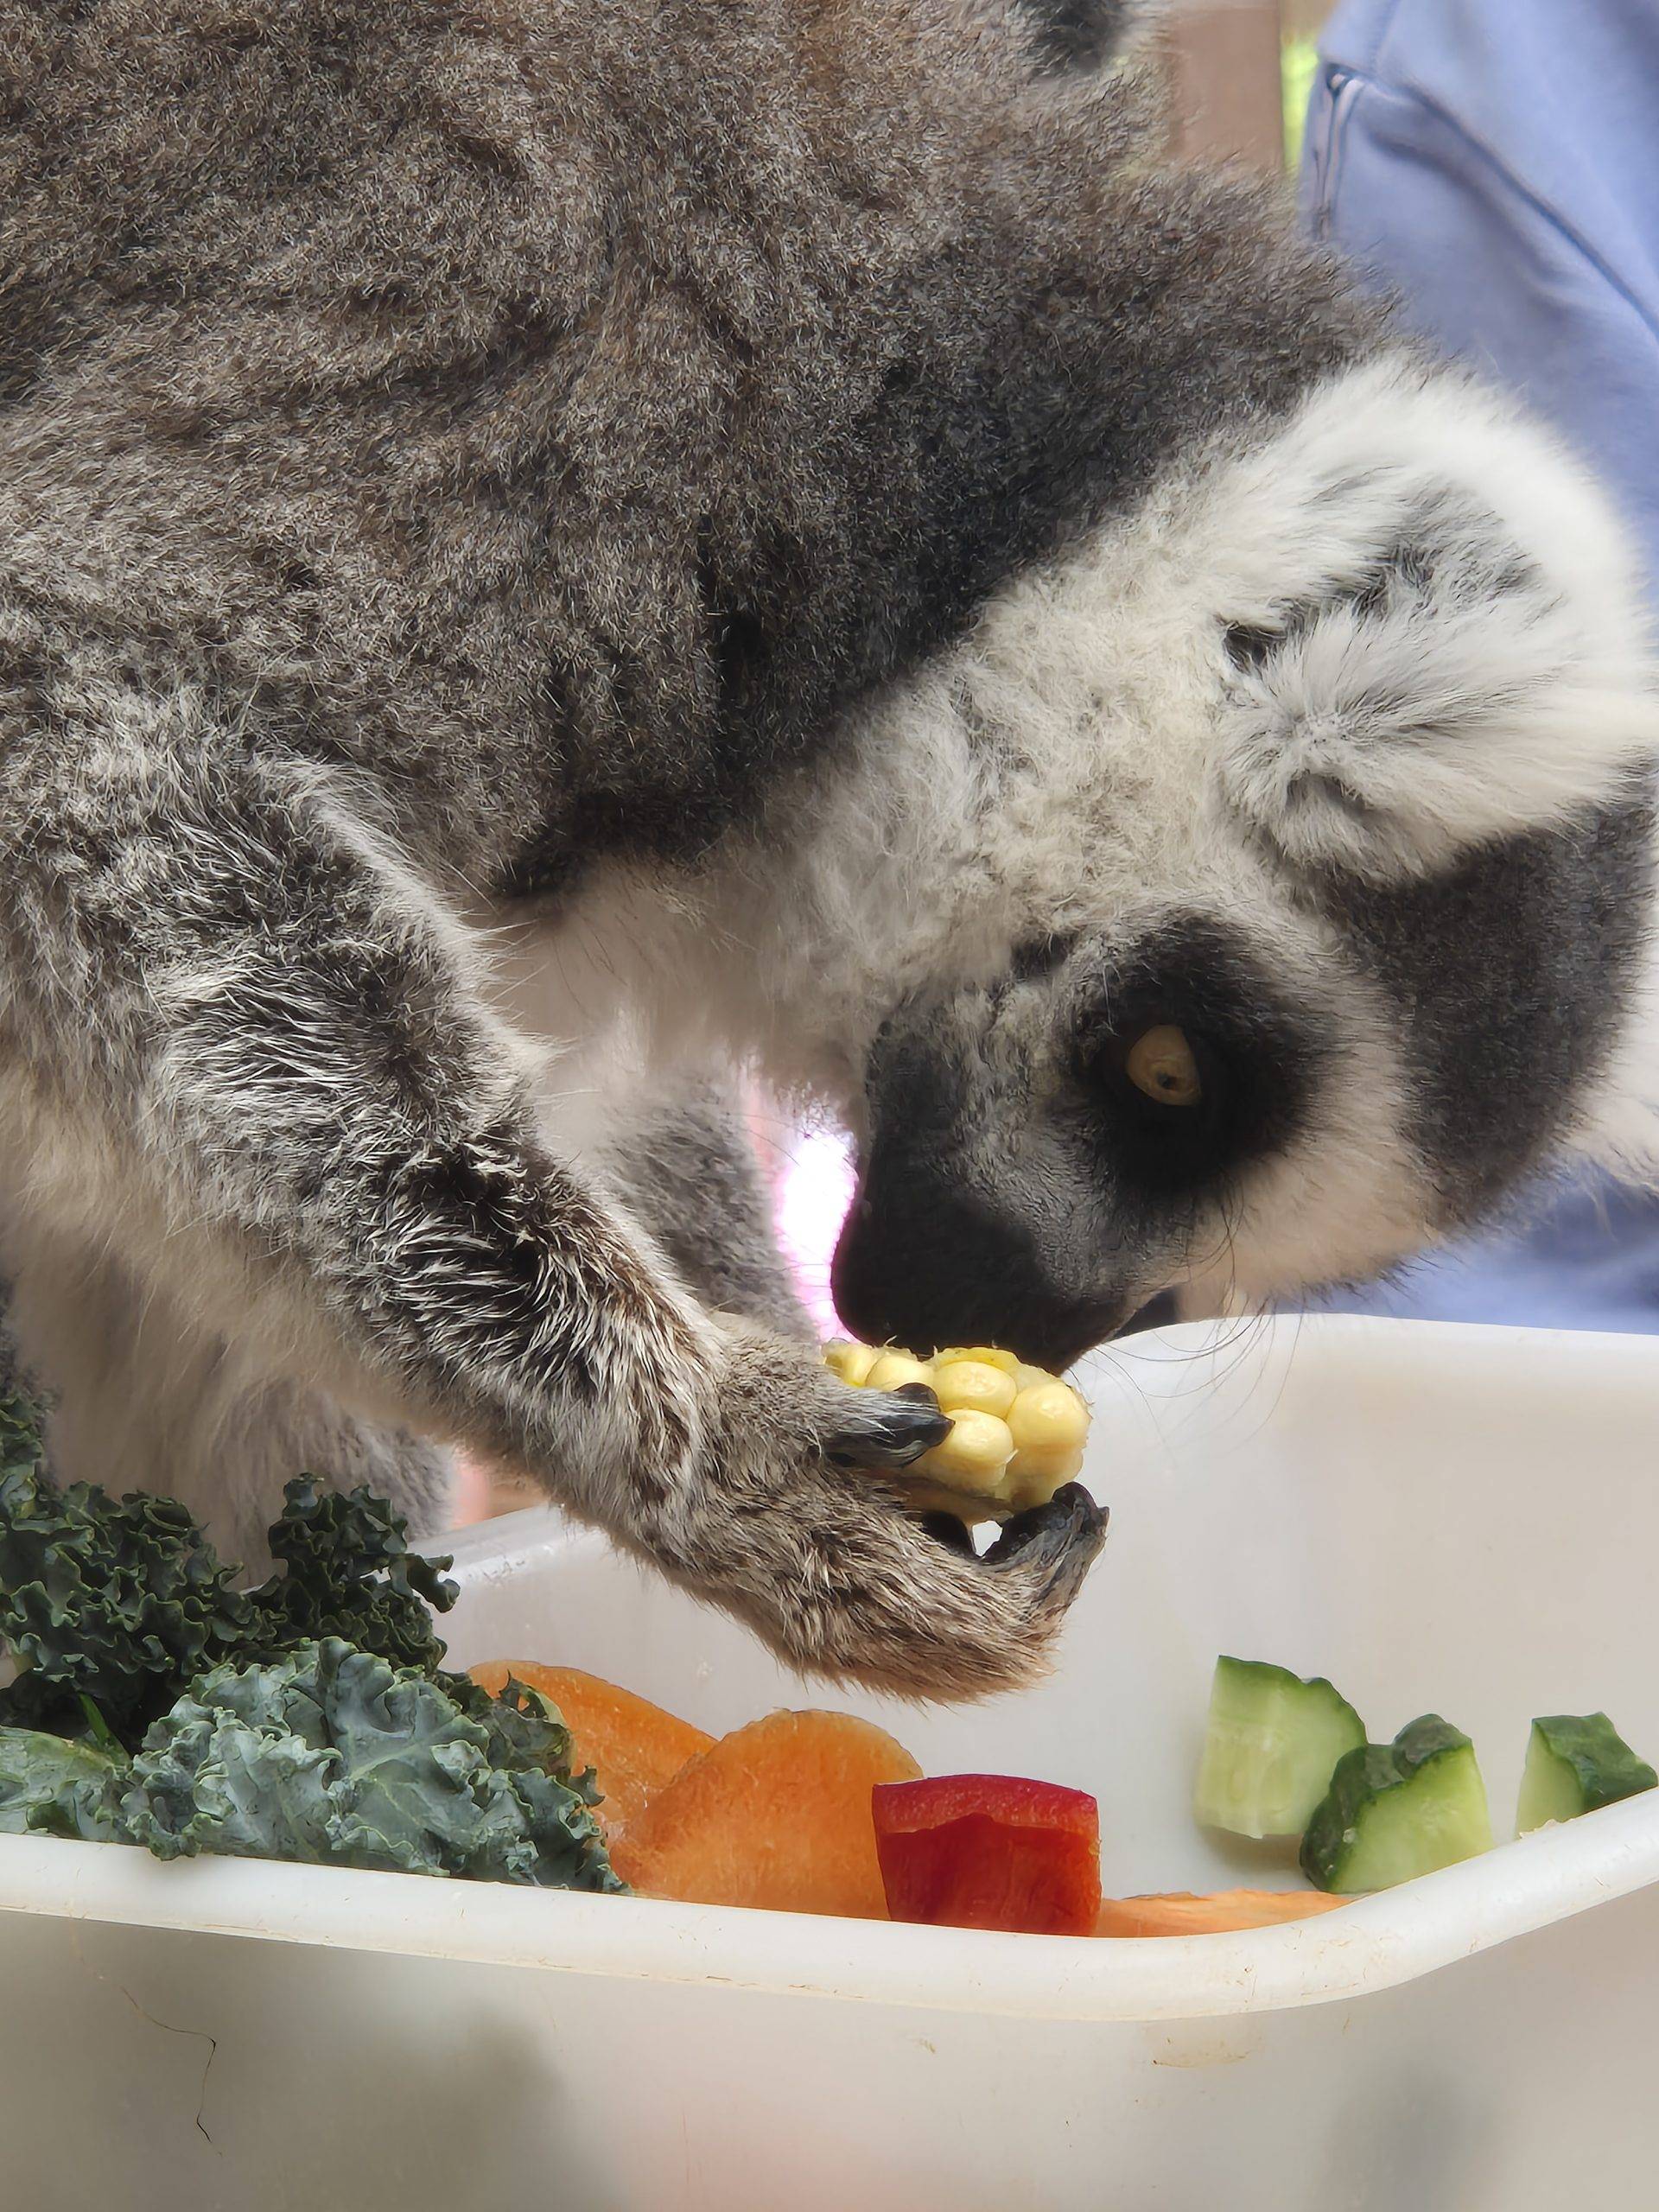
[1163,0,1329,172]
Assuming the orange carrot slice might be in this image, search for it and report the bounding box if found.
[469,1662,712,1834]
[1095,1888,1350,1936]
[610,1708,921,1918]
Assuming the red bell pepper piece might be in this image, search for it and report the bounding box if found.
[872,1773,1101,1936]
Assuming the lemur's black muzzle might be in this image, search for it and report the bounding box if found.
[830,1170,1126,1372]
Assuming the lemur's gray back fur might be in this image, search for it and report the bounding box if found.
[0,0,1374,887]
[0,0,1653,1695]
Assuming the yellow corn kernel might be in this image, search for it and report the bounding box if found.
[865,1349,935,1393]
[915,1409,1015,1496]
[931,1345,1022,1377]
[1007,1380,1090,1457]
[823,1340,880,1386]
[931,1357,1017,1421]
[1007,1443,1086,1508]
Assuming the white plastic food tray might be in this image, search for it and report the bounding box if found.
[3,1316,1657,2209]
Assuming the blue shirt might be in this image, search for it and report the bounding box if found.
[1300,0,1659,1332]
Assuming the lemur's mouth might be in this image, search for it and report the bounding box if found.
[831,1197,1127,1374]
[1113,1289,1180,1338]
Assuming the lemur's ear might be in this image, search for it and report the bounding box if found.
[1211,365,1659,886]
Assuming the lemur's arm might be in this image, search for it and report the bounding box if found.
[0,1073,804,1550]
[597,1081,813,1343]
[0,706,1099,1694]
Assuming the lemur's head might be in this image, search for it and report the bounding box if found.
[803,359,1659,1367]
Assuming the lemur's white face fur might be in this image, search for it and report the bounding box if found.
[557,356,1659,1368]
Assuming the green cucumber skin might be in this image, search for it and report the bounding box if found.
[1517,1713,1657,1834]
[1299,1743,1405,1892]
[1300,1715,1492,1894]
[1391,1715,1470,1775]
[1211,1656,1345,1702]
[1193,1656,1366,1841]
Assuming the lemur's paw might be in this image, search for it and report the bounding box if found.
[668,1325,1107,1701]
[982,1483,1105,1580]
[823,1378,950,1469]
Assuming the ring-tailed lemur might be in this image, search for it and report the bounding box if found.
[1,1,1654,1696]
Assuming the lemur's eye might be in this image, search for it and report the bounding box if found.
[1124,1025,1203,1108]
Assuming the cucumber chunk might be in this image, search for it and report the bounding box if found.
[1194,1656,1367,1840]
[1516,1713,1657,1836]
[1300,1715,1492,1893]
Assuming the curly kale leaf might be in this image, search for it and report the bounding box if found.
[0,1729,131,1842]
[0,1388,621,1890]
[0,1443,254,1745]
[0,1665,88,1742]
[440,1670,582,1779]
[244,1478,457,1673]
[127,1639,623,1890]
[0,1386,46,1484]
[0,1420,461,1744]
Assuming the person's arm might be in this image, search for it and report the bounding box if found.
[1302,1,1659,587]
[1298,0,1659,1332]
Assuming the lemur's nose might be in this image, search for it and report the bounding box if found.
[830,1158,1131,1372]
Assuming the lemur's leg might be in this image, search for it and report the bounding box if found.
[0,706,1101,1695]
[594,1078,812,1342]
[0,1232,456,1560]
[216,1380,459,1554]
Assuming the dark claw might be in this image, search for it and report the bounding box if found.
[827,1383,951,1470]
[982,1484,1108,1592]
[918,1509,977,1555]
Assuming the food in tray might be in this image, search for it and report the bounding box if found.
[609,1708,919,1918]
[823,1339,1090,1520]
[1094,1889,1349,1937]
[464,1663,1353,1935]
[1195,1652,1658,1897]
[872,1772,1101,1936]
[1194,1656,1367,1841]
[4,1345,1653,1937]
[1516,1713,1659,1835]
[1300,1716,1494,1893]
[471,1660,714,1834]
[0,1387,620,1891]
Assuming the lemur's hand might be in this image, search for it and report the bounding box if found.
[652,1320,1107,1700]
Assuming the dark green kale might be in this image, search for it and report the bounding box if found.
[244,1476,458,1672]
[0,1663,93,1743]
[127,1639,621,1889]
[0,1386,624,1891]
[0,1383,42,1483]
[441,1670,580,1777]
[0,1398,458,1746]
[0,1420,254,1744]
